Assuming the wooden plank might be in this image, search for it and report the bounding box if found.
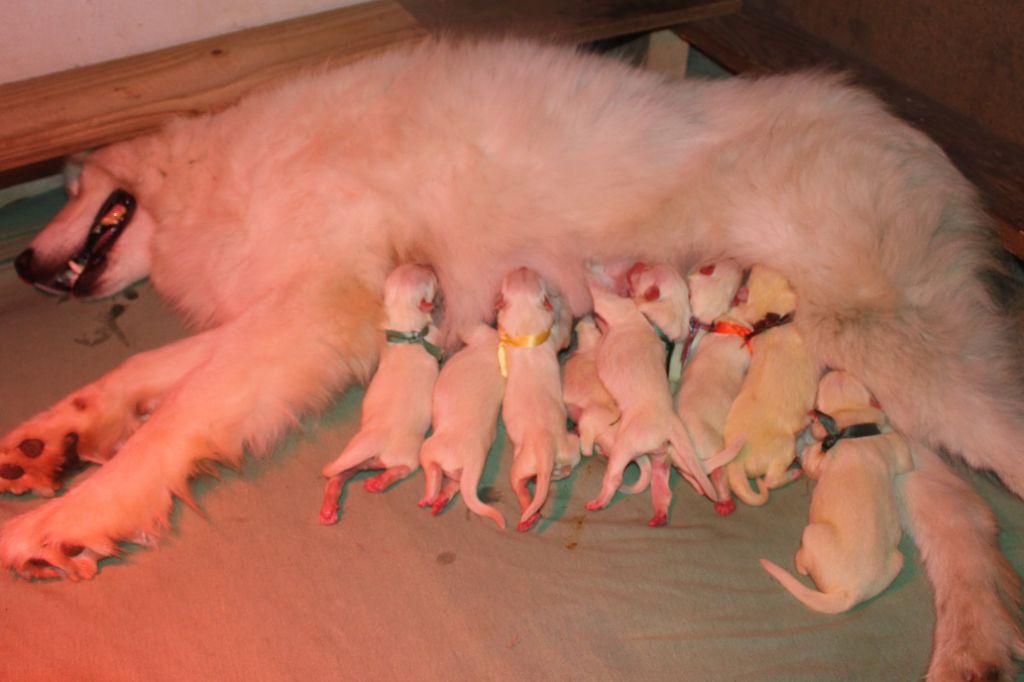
[399,0,740,44]
[674,8,1024,259]
[0,1,427,174]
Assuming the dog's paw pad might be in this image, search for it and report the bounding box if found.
[0,433,83,496]
[9,544,104,582]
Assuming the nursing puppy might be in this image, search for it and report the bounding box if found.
[674,260,745,514]
[561,316,620,459]
[585,266,715,527]
[417,323,506,529]
[498,268,579,532]
[715,265,819,506]
[4,39,1022,679]
[319,264,442,524]
[760,370,913,613]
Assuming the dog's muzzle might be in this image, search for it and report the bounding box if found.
[16,189,136,296]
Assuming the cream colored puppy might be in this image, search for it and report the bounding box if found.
[586,266,715,527]
[760,370,914,613]
[417,324,506,529]
[319,264,442,524]
[715,265,819,506]
[499,268,580,532]
[674,260,746,515]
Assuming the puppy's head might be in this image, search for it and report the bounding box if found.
[573,315,602,350]
[812,370,886,439]
[15,157,155,299]
[686,260,743,323]
[735,265,797,324]
[628,262,691,340]
[383,263,439,330]
[496,267,555,337]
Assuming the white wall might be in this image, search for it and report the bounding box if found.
[0,0,366,85]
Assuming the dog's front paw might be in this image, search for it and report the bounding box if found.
[0,502,118,581]
[1,389,143,495]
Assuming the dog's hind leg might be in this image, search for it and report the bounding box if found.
[0,331,219,496]
[899,444,1024,681]
[0,289,379,581]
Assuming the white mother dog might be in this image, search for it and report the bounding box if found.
[3,39,1022,680]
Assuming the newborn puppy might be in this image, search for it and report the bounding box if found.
[562,316,650,494]
[674,260,746,515]
[715,265,819,506]
[586,265,715,527]
[417,323,506,529]
[498,268,580,532]
[319,264,442,524]
[760,370,914,613]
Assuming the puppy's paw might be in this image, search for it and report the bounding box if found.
[0,389,143,495]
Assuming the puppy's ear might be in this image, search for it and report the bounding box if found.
[542,295,553,311]
[643,285,660,302]
[418,299,434,312]
[699,264,716,276]
[732,286,749,306]
[494,293,505,310]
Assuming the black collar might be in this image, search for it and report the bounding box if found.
[813,409,883,452]
[384,325,444,363]
[746,311,794,342]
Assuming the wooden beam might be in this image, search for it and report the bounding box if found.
[398,0,741,44]
[0,1,427,174]
[674,8,1024,259]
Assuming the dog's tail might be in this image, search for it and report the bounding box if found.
[726,456,769,506]
[759,558,855,614]
[513,440,553,532]
[459,449,505,530]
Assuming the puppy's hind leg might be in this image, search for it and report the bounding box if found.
[1,290,379,581]
[900,444,1024,681]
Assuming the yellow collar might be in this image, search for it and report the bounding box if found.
[497,327,552,378]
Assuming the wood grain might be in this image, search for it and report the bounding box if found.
[0,1,427,173]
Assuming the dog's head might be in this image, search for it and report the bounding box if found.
[15,157,155,299]
[735,264,797,324]
[686,260,743,323]
[811,370,886,440]
[627,262,691,340]
[383,263,439,329]
[496,267,556,337]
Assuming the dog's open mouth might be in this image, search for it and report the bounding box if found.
[23,189,137,297]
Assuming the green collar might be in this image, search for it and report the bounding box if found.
[385,324,444,363]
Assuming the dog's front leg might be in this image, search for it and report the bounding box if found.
[0,331,220,496]
[0,292,380,580]
[900,444,1024,681]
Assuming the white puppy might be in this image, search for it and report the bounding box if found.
[417,323,506,529]
[498,268,580,532]
[586,265,715,527]
[760,370,913,613]
[713,265,819,506]
[674,260,745,514]
[562,316,651,495]
[319,264,442,524]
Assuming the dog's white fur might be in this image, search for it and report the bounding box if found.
[2,39,1022,678]
[585,269,714,527]
[497,268,579,532]
[318,264,441,523]
[760,370,913,613]
[417,323,505,528]
[674,260,745,513]
[717,265,819,506]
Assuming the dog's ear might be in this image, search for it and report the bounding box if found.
[418,299,434,312]
[732,286,749,306]
[542,295,553,312]
[494,293,505,310]
[643,285,661,302]
[699,264,716,276]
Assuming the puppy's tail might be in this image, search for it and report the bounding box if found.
[726,456,769,506]
[460,450,505,530]
[514,441,553,531]
[619,454,652,495]
[759,559,855,614]
[669,421,716,500]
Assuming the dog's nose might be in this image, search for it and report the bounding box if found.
[14,248,36,283]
